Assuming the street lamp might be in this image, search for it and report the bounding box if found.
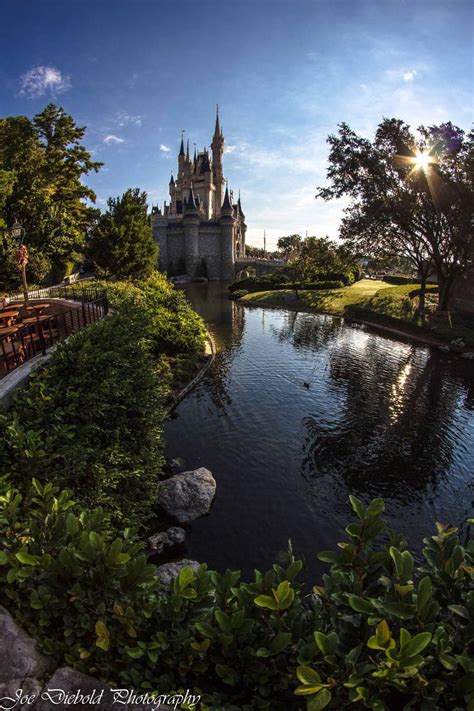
[11,220,29,307]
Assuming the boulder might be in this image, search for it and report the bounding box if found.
[146,526,186,556]
[156,559,200,587]
[0,677,42,710]
[0,606,54,683]
[159,467,216,523]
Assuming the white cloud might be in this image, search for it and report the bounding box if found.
[225,143,247,154]
[19,65,71,98]
[403,70,416,82]
[103,135,125,145]
[159,144,171,153]
[115,111,143,127]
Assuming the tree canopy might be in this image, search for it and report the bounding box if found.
[317,119,474,311]
[0,104,101,287]
[86,188,158,280]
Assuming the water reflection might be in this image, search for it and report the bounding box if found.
[166,286,474,580]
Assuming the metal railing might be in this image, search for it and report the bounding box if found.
[1,289,109,379]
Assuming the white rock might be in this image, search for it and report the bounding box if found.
[0,606,54,683]
[159,467,216,523]
[146,526,186,555]
[156,559,200,587]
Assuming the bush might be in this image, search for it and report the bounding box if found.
[0,275,206,527]
[229,289,249,300]
[0,489,472,709]
[301,280,344,291]
[383,274,419,285]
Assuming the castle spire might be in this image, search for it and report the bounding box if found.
[213,105,221,139]
[179,133,185,156]
[221,184,232,213]
[186,138,190,161]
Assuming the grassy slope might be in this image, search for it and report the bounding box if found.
[241,279,474,347]
[241,279,390,314]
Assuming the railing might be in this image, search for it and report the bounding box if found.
[1,288,109,379]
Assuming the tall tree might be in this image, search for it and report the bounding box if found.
[317,119,474,312]
[0,104,102,284]
[86,188,158,280]
[277,234,302,260]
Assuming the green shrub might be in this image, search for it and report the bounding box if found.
[229,289,249,300]
[0,486,472,709]
[0,275,206,527]
[301,280,344,291]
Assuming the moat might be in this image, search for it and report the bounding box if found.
[164,283,474,581]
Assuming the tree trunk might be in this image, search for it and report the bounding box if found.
[437,273,455,312]
[418,273,427,325]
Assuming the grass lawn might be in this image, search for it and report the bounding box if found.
[240,279,474,347]
[241,279,391,314]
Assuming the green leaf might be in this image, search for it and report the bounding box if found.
[416,576,432,613]
[382,602,414,619]
[349,495,366,520]
[308,689,332,710]
[178,565,195,588]
[314,631,338,655]
[15,550,39,566]
[448,604,470,620]
[347,594,375,614]
[271,631,292,653]
[365,498,384,519]
[297,666,321,685]
[254,594,277,610]
[0,551,9,565]
[402,632,431,658]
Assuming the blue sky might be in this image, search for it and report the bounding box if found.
[1,0,472,249]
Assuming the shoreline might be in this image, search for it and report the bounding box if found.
[164,328,217,416]
[240,296,474,354]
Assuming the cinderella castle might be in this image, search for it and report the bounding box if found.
[151,109,246,281]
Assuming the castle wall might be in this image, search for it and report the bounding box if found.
[198,225,223,281]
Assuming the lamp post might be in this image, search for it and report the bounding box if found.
[11,220,29,308]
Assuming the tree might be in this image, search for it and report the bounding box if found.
[277,234,302,260]
[86,188,158,280]
[317,119,474,313]
[0,104,102,284]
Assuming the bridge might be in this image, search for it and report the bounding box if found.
[234,257,284,279]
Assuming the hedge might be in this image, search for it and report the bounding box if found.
[0,487,472,709]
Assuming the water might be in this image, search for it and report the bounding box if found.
[164,282,474,582]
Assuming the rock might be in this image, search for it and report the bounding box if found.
[169,456,186,473]
[159,467,216,523]
[0,606,54,683]
[461,351,474,360]
[438,345,450,353]
[34,667,169,710]
[146,526,186,555]
[156,559,200,587]
[0,677,42,710]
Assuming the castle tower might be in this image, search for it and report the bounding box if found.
[219,185,235,281]
[178,134,185,175]
[183,183,200,277]
[211,106,225,219]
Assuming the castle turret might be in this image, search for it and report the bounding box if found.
[183,183,200,277]
[219,185,235,281]
[178,135,185,174]
[211,106,225,218]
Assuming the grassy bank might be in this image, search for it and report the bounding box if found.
[241,279,474,348]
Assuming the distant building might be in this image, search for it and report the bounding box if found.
[151,109,246,281]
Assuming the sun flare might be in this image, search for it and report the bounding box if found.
[414,151,431,170]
